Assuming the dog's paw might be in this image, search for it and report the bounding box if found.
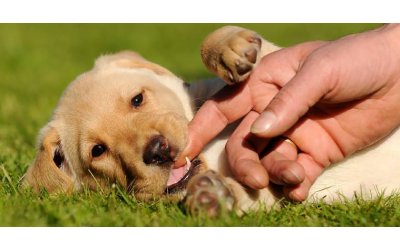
[185,170,236,217]
[201,26,262,85]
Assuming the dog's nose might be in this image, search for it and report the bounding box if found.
[143,135,173,165]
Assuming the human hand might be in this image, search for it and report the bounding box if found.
[176,24,400,201]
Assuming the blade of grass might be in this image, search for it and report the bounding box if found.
[0,164,18,194]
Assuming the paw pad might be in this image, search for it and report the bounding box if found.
[201,26,262,85]
[185,171,235,217]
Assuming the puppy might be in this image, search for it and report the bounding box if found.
[23,26,400,216]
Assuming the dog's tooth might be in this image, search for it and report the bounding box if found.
[185,157,191,171]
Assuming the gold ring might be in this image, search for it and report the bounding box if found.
[283,138,298,151]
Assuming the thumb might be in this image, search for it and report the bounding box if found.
[250,57,335,137]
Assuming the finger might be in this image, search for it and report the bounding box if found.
[225,111,269,189]
[250,42,332,137]
[245,43,324,114]
[283,153,324,201]
[250,41,327,90]
[272,137,298,160]
[283,177,312,202]
[283,115,344,168]
[260,140,304,186]
[175,83,253,167]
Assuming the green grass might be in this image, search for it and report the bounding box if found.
[2,23,399,226]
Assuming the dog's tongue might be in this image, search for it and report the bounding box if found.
[167,167,188,186]
[167,157,191,186]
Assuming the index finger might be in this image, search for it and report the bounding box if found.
[174,82,253,167]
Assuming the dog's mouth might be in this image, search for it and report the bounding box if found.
[164,157,201,194]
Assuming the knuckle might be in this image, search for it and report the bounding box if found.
[305,51,336,81]
[225,137,237,163]
[269,87,296,113]
[208,100,229,125]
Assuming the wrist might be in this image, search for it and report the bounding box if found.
[378,24,400,83]
[379,24,400,50]
[381,23,400,33]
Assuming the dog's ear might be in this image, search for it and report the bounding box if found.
[22,124,73,193]
[94,51,174,76]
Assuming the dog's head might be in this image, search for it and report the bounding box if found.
[23,51,201,200]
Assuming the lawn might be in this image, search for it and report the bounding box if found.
[2,23,400,226]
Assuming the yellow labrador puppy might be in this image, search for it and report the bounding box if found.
[23,26,400,216]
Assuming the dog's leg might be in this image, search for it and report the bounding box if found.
[201,25,280,85]
[185,169,281,216]
[195,26,284,213]
[185,170,236,217]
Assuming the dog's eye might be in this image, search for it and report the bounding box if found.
[92,144,107,158]
[131,93,143,108]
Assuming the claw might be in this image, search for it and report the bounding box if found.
[249,36,262,47]
[227,71,234,84]
[245,48,258,64]
[235,61,252,75]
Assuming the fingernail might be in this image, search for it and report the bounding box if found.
[288,190,300,201]
[174,158,186,168]
[251,111,276,134]
[243,175,265,189]
[281,169,302,184]
[288,189,307,202]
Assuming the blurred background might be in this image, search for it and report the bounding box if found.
[0,23,380,177]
